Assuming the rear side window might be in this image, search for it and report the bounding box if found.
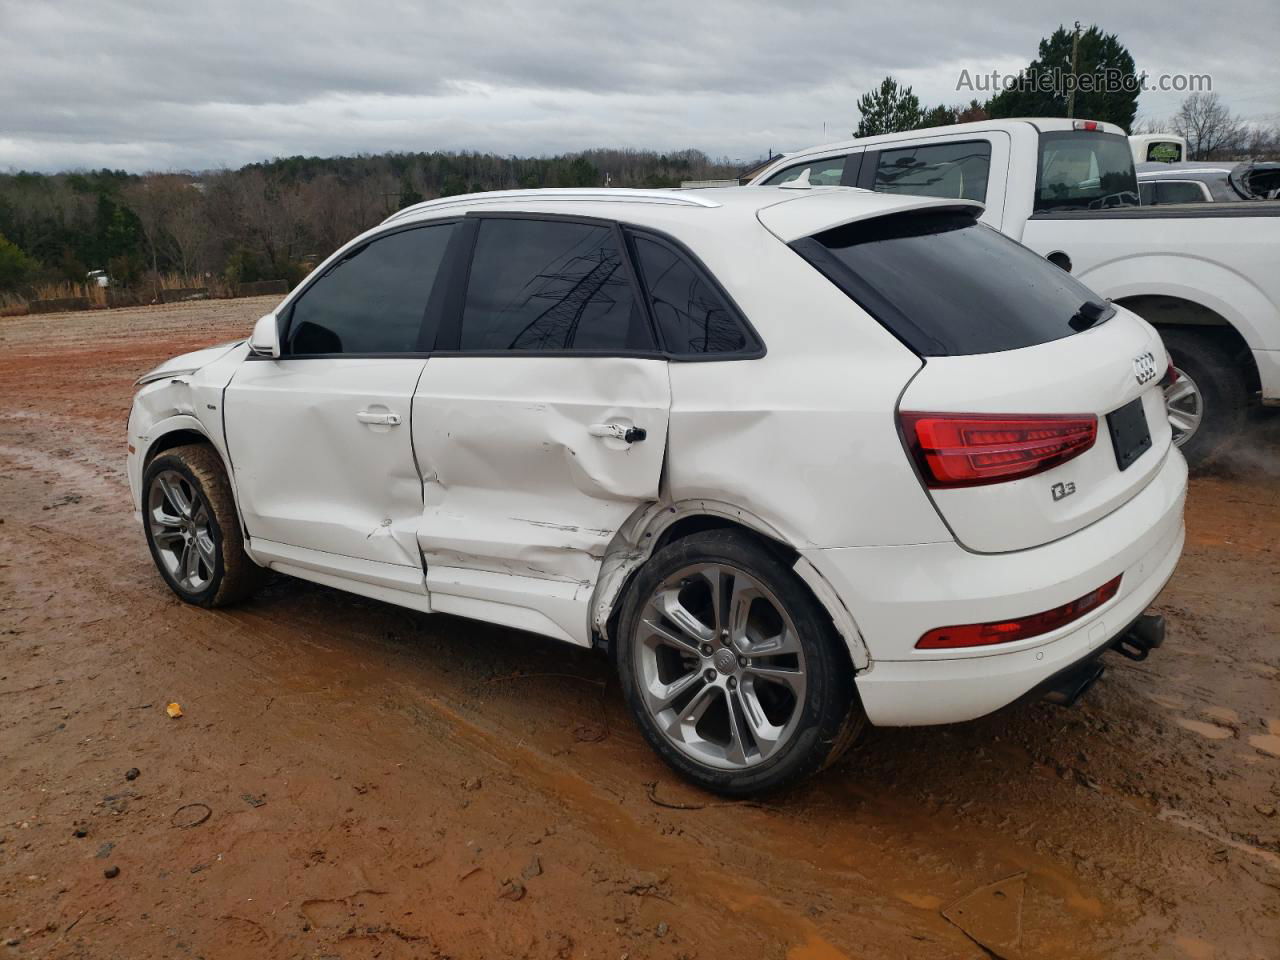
[460,218,654,352]
[1035,131,1139,212]
[1156,181,1208,204]
[870,141,991,202]
[285,223,454,355]
[761,155,847,186]
[630,234,755,356]
[792,211,1110,357]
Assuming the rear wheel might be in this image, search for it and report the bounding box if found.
[615,530,864,796]
[142,444,265,607]
[1159,327,1249,468]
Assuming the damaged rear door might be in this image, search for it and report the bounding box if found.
[412,215,670,645]
[224,221,457,587]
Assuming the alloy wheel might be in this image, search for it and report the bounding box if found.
[1164,365,1203,448]
[633,563,807,771]
[147,469,216,593]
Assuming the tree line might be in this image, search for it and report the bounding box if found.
[0,149,742,298]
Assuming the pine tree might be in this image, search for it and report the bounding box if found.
[988,25,1139,131]
[855,77,923,137]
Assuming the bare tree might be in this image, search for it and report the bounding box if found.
[163,180,208,279]
[122,179,167,282]
[1172,93,1246,160]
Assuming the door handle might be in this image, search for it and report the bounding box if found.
[588,422,646,443]
[356,410,402,426]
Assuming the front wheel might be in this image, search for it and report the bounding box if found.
[142,444,265,607]
[615,530,864,796]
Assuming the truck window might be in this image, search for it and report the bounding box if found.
[1035,131,1139,212]
[1156,181,1209,205]
[870,141,991,202]
[1146,141,1183,163]
[791,210,1111,357]
[761,155,847,186]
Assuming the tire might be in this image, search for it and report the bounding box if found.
[142,443,266,607]
[614,529,865,796]
[1159,327,1249,469]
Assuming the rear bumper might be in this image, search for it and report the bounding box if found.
[803,448,1187,726]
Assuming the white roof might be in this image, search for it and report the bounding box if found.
[755,118,1128,169]
[380,185,984,244]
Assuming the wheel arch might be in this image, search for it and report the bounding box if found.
[136,417,245,536]
[1116,294,1261,395]
[591,501,871,671]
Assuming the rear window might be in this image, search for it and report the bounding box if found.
[792,211,1111,357]
[1035,131,1139,213]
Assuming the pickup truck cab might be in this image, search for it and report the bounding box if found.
[749,119,1280,465]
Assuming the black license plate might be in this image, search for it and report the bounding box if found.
[1107,397,1151,471]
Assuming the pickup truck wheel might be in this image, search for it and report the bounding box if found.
[142,444,265,608]
[1159,328,1249,468]
[615,530,865,797]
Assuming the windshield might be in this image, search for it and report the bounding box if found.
[1035,131,1139,212]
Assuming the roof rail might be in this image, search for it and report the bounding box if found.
[382,188,721,224]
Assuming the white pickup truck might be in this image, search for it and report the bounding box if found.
[748,119,1280,465]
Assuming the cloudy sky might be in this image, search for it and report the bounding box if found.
[1,0,1276,173]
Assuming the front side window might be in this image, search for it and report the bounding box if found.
[630,235,753,356]
[871,141,992,202]
[460,218,654,352]
[1035,131,1139,212]
[761,155,847,186]
[284,223,454,355]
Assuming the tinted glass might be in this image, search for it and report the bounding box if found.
[1035,131,1139,212]
[460,219,653,352]
[1139,181,1155,205]
[762,155,846,186]
[1146,141,1183,162]
[872,141,991,202]
[795,211,1109,357]
[632,235,748,355]
[285,224,453,355]
[1157,181,1208,204]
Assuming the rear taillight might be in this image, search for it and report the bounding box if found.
[900,412,1098,488]
[917,575,1122,649]
[1072,120,1100,131]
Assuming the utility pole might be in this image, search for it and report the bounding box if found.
[1066,20,1082,119]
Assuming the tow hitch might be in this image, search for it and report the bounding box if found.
[1110,613,1165,661]
[1040,613,1166,706]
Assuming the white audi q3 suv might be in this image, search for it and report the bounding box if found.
[128,186,1187,794]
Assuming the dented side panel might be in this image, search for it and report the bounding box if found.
[412,355,671,638]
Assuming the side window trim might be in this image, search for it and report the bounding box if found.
[838,151,864,187]
[623,227,766,361]
[276,218,461,360]
[429,217,479,352]
[856,151,879,190]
